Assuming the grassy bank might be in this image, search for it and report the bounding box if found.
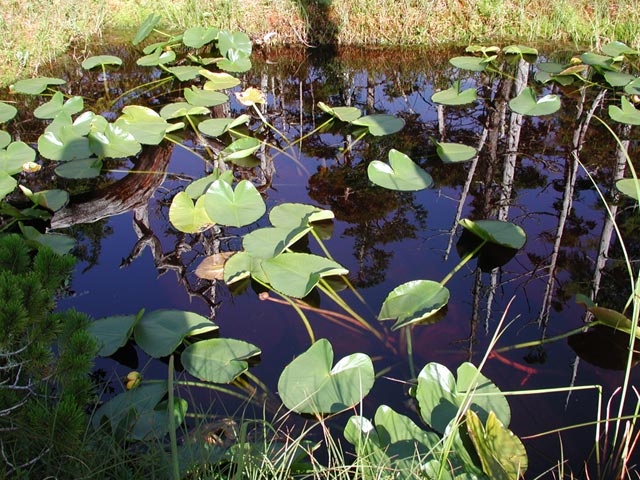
[1,0,639,85]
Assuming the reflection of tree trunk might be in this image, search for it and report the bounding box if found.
[537,89,606,328]
[50,144,173,229]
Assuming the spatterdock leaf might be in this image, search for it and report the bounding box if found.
[204,179,265,227]
[609,96,640,125]
[431,80,477,106]
[509,87,561,116]
[378,280,449,330]
[182,338,260,383]
[368,149,432,191]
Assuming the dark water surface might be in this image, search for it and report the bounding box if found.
[27,43,639,475]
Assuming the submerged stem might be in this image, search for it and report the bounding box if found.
[440,239,487,287]
[167,355,180,480]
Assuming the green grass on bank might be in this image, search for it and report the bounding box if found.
[1,0,640,85]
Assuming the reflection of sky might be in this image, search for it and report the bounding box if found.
[56,53,639,476]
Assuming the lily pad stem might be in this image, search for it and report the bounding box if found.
[494,321,604,353]
[440,239,487,287]
[252,103,290,147]
[167,355,180,480]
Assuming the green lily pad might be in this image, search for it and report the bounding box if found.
[33,91,84,119]
[609,96,640,125]
[160,102,210,120]
[434,141,477,163]
[55,158,102,178]
[317,102,362,122]
[19,224,75,255]
[624,78,640,95]
[184,87,229,107]
[576,300,640,338]
[0,141,36,174]
[200,70,241,90]
[19,186,69,211]
[89,123,142,159]
[37,127,92,161]
[466,410,528,480]
[0,172,17,200]
[134,309,218,358]
[0,102,18,123]
[431,80,477,105]
[450,56,493,72]
[132,13,162,45]
[580,52,617,70]
[204,179,265,227]
[137,47,176,67]
[601,41,639,57]
[604,71,635,88]
[416,362,511,434]
[12,77,66,95]
[221,137,261,160]
[509,87,561,116]
[465,45,501,54]
[81,55,123,70]
[503,44,538,56]
[222,251,264,285]
[181,338,261,383]
[182,26,219,48]
[217,30,252,57]
[169,192,214,233]
[269,203,334,227]
[0,131,10,149]
[378,279,450,330]
[185,169,234,199]
[352,114,404,136]
[88,314,139,356]
[166,66,203,81]
[616,178,640,200]
[115,105,169,145]
[242,225,312,260]
[277,338,374,415]
[459,219,526,249]
[367,149,432,191]
[216,56,252,73]
[263,252,348,298]
[198,115,250,137]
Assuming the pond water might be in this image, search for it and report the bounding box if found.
[11,43,640,475]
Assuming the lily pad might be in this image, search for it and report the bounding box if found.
[200,70,241,90]
[166,66,203,81]
[81,55,123,70]
[132,13,162,45]
[37,127,92,161]
[602,41,639,57]
[317,102,362,122]
[0,141,36,174]
[185,169,234,199]
[88,314,139,356]
[194,252,237,281]
[115,105,169,145]
[0,131,9,149]
[137,47,176,67]
[352,114,404,136]
[503,44,538,56]
[0,102,18,123]
[217,30,252,58]
[609,96,640,125]
[19,225,75,255]
[367,149,432,191]
[450,56,493,72]
[466,410,528,480]
[604,71,635,88]
[169,192,214,233]
[12,77,66,95]
[134,309,218,358]
[89,123,142,159]
[509,87,561,116]
[183,26,219,48]
[416,362,511,434]
[580,52,617,71]
[55,158,102,178]
[184,87,229,107]
[624,78,640,96]
[378,279,449,330]
[182,338,261,383]
[160,102,210,120]
[269,203,334,228]
[459,219,526,249]
[431,80,477,106]
[19,186,69,211]
[277,338,374,415]
[204,179,265,227]
[434,141,477,163]
[242,225,312,259]
[216,56,252,73]
[0,172,17,200]
[221,137,261,160]
[33,91,84,119]
[616,178,640,200]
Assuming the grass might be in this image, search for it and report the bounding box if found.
[2,0,640,85]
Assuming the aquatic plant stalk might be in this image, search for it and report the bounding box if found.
[440,239,487,287]
[167,355,180,480]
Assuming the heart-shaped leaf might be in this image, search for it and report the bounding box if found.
[34,91,84,119]
[0,131,10,149]
[0,141,36,174]
[378,279,449,330]
[368,149,432,191]
[132,13,162,45]
[269,202,334,228]
[182,338,261,383]
[604,71,635,88]
[431,80,477,106]
[216,56,252,73]
[204,179,265,227]
[184,87,229,107]
[182,26,219,48]
[19,225,75,255]
[503,45,538,56]
[134,310,218,358]
[609,96,640,125]
[317,102,362,122]
[200,70,241,90]
[115,106,169,145]
[416,362,511,434]
[160,102,210,120]
[466,410,528,480]
[509,87,561,116]
[352,114,405,136]
[88,314,140,356]
[242,225,312,259]
[169,192,214,233]
[434,141,477,163]
[0,172,17,200]
[221,137,261,160]
[185,170,234,199]
[81,55,123,70]
[37,127,92,161]
[450,56,493,72]
[580,52,617,70]
[89,123,142,159]
[55,158,102,178]
[278,338,374,415]
[624,78,640,95]
[166,66,203,81]
[137,47,176,67]
[11,77,65,95]
[0,102,18,123]
[19,186,69,211]
[198,115,250,137]
[459,219,526,249]
[217,30,252,57]
[616,178,640,201]
[602,41,639,57]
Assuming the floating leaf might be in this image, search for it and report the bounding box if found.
[216,56,252,73]
[509,87,561,116]
[184,87,228,107]
[160,102,210,120]
[19,224,75,255]
[450,56,493,72]
[277,338,374,415]
[609,96,640,125]
[431,80,477,106]
[604,71,635,88]
[132,13,162,45]
[0,172,16,200]
[169,192,214,233]
[198,115,250,137]
[204,179,265,227]
[616,178,640,200]
[379,280,449,330]
[34,91,84,119]
[37,127,92,161]
[182,338,261,383]
[503,45,538,56]
[0,141,36,174]
[89,123,142,159]
[352,114,404,136]
[434,141,477,163]
[200,70,241,90]
[602,41,639,57]
[81,55,123,70]
[465,45,500,54]
[317,102,362,122]
[137,47,176,67]
[115,105,169,145]
[368,149,432,191]
[217,30,252,57]
[242,225,311,259]
[466,410,528,480]
[55,158,102,178]
[221,137,261,160]
[416,362,511,434]
[12,77,65,95]
[624,78,640,96]
[134,310,218,358]
[19,186,69,211]
[88,314,139,356]
[235,87,266,107]
[182,26,219,48]
[576,298,640,339]
[459,219,526,249]
[194,252,236,281]
[0,131,10,149]
[0,102,18,123]
[269,203,334,227]
[580,52,617,70]
[185,169,234,199]
[166,66,203,81]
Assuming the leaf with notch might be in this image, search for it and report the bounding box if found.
[431,80,477,106]
[609,96,640,125]
[368,149,432,191]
